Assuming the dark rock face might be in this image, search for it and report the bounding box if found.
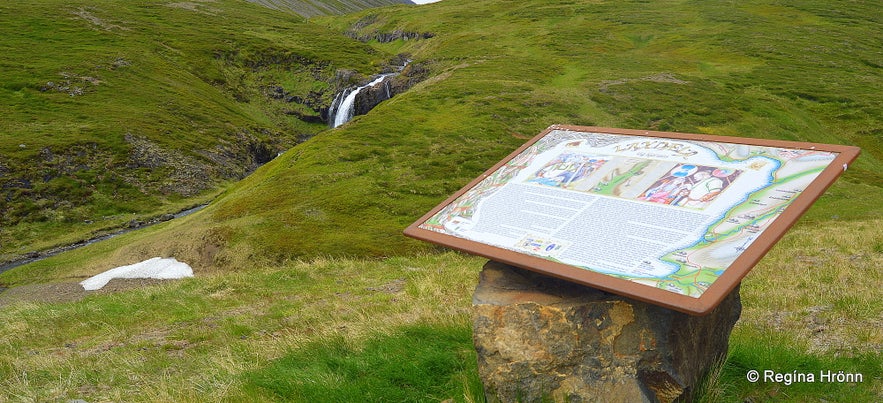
[264,85,328,120]
[1,125,282,228]
[472,261,742,403]
[351,61,430,117]
[353,77,393,116]
[345,14,434,43]
[348,29,435,43]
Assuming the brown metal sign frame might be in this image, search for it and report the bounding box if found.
[404,125,860,315]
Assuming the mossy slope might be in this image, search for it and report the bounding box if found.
[3,0,882,277]
[0,0,390,258]
[180,0,881,267]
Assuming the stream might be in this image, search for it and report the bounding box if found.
[0,204,207,278]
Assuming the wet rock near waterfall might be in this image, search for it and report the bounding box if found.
[472,261,742,403]
[352,78,393,116]
[328,57,429,127]
[351,62,430,116]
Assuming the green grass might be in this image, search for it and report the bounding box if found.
[246,0,412,18]
[4,0,881,260]
[181,0,883,263]
[714,329,882,402]
[0,247,878,401]
[242,324,483,402]
[0,0,389,258]
[0,252,485,402]
[1,0,881,400]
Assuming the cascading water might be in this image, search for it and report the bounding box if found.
[330,75,390,128]
[329,60,410,128]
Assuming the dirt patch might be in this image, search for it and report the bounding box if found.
[0,282,86,306]
[599,72,689,92]
[366,278,406,294]
[166,1,220,16]
[0,278,178,307]
[71,7,129,31]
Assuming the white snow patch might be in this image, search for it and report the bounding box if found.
[80,257,193,291]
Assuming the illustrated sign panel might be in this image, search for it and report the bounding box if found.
[404,125,860,315]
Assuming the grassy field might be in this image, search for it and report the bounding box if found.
[0,251,485,401]
[0,0,880,401]
[0,236,878,401]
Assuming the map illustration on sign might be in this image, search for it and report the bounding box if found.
[405,125,860,314]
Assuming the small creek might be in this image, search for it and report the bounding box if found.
[0,204,207,280]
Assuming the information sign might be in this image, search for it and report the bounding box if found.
[404,125,860,315]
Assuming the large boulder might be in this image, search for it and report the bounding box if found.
[473,261,741,403]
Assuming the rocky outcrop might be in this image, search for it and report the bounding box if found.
[351,60,430,116]
[352,77,393,116]
[473,261,742,403]
[0,130,279,231]
[345,14,435,43]
[264,85,328,123]
[347,29,435,44]
[114,132,277,198]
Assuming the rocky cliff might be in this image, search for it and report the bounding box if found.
[352,61,430,116]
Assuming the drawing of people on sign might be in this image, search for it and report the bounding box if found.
[678,169,724,208]
[639,165,741,209]
[526,153,607,190]
[640,176,688,204]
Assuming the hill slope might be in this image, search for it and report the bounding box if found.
[0,1,879,401]
[3,0,879,281]
[246,0,413,18]
[0,0,397,259]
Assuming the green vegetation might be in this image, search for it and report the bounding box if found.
[0,252,486,402]
[202,0,882,262]
[706,220,883,401]
[0,0,880,401]
[246,0,413,18]
[242,324,482,401]
[0,0,388,259]
[718,329,881,402]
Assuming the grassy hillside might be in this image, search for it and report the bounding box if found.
[245,0,413,18]
[0,0,880,401]
[0,0,392,260]
[61,0,880,270]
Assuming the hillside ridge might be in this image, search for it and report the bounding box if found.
[245,0,413,17]
[2,0,880,279]
[0,0,407,259]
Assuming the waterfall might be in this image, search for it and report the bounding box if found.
[330,75,390,128]
[329,60,411,128]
